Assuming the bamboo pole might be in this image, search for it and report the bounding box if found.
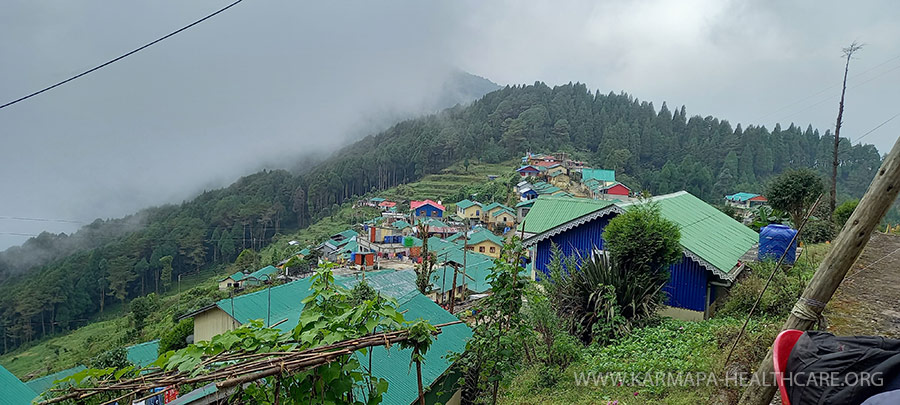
[739,134,900,405]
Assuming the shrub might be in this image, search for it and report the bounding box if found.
[833,199,859,229]
[802,218,835,244]
[603,202,682,274]
[718,262,807,318]
[159,319,194,354]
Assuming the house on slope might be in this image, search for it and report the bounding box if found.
[519,192,758,320]
[1,365,37,405]
[725,192,768,210]
[463,228,505,258]
[410,200,445,220]
[516,165,543,177]
[455,199,482,220]
[516,200,535,223]
[218,266,280,290]
[180,270,472,405]
[581,168,616,184]
[482,202,515,230]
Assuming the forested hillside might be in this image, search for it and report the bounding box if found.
[0,82,883,355]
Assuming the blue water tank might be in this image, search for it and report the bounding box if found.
[758,224,798,264]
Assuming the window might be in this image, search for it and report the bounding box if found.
[479,246,485,253]
[489,247,496,253]
[475,210,480,216]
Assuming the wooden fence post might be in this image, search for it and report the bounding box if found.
[739,134,900,405]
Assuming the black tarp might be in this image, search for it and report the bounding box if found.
[785,331,900,404]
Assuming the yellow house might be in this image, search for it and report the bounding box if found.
[481,202,513,223]
[186,305,240,342]
[455,199,482,220]
[464,229,505,258]
[489,207,516,229]
[546,164,566,177]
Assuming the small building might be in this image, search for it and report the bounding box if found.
[725,193,768,210]
[218,272,246,290]
[520,192,758,321]
[464,228,505,258]
[516,199,535,223]
[377,200,397,210]
[581,168,616,183]
[489,207,516,230]
[410,199,445,219]
[599,182,631,197]
[546,163,566,178]
[455,199,483,220]
[516,165,543,177]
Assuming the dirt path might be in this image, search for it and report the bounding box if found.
[824,232,900,338]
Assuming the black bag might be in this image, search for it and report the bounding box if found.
[786,331,900,405]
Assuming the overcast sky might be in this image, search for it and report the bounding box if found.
[1,0,898,250]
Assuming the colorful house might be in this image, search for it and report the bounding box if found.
[581,168,616,183]
[520,192,758,321]
[546,164,567,178]
[411,199,445,219]
[725,193,768,209]
[464,228,505,258]
[455,199,483,220]
[490,207,516,229]
[516,165,543,177]
[599,182,630,197]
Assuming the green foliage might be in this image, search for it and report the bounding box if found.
[718,262,810,318]
[457,237,531,403]
[603,202,681,275]
[88,347,129,369]
[129,294,157,334]
[159,255,174,291]
[748,205,789,232]
[158,319,193,354]
[802,217,835,244]
[833,199,859,229]
[766,168,825,226]
[232,248,261,273]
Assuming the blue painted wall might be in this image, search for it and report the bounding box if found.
[414,205,443,218]
[533,214,709,313]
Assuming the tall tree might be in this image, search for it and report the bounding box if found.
[830,41,864,213]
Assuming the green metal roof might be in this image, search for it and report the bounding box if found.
[247,265,279,281]
[370,197,386,202]
[126,340,160,368]
[355,294,472,405]
[332,229,358,241]
[466,229,504,246]
[206,270,472,405]
[296,247,311,257]
[482,202,511,213]
[517,196,615,235]
[223,271,245,282]
[25,365,85,396]
[627,191,759,276]
[392,220,412,230]
[725,192,762,202]
[0,365,36,405]
[582,168,616,182]
[416,218,450,229]
[515,199,535,208]
[454,199,481,210]
[491,207,515,218]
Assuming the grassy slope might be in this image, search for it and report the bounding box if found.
[2,159,513,380]
[501,243,831,404]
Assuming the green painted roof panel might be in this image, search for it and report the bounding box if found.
[0,365,36,405]
[454,199,481,209]
[25,366,86,396]
[126,340,160,368]
[582,168,616,182]
[517,196,615,234]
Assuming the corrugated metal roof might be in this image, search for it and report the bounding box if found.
[517,196,615,235]
[247,265,278,281]
[466,229,504,246]
[357,294,472,405]
[455,199,480,209]
[0,365,36,405]
[629,191,758,275]
[126,340,160,367]
[483,202,511,213]
[25,365,85,395]
[491,207,515,218]
[582,168,616,182]
[515,199,535,208]
[393,220,411,230]
[725,192,761,202]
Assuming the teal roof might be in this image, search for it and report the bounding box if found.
[627,191,759,277]
[483,202,512,213]
[518,196,616,235]
[432,255,495,294]
[25,365,86,396]
[725,192,762,202]
[466,229,504,246]
[416,218,450,229]
[392,220,412,230]
[356,294,472,405]
[206,270,472,405]
[582,168,616,182]
[223,271,246,282]
[0,365,36,405]
[247,265,279,282]
[455,199,481,210]
[296,247,311,257]
[126,340,160,367]
[332,229,359,241]
[370,197,386,202]
[515,199,535,208]
[491,207,515,218]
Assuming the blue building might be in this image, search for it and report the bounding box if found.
[411,199,445,219]
[520,192,758,320]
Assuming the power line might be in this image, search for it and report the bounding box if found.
[0,0,245,111]
[0,216,85,224]
[854,112,900,143]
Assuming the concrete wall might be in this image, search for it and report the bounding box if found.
[658,305,705,321]
[470,241,501,258]
[194,307,240,342]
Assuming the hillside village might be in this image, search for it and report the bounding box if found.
[2,152,785,404]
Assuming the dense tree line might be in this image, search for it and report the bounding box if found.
[0,82,883,355]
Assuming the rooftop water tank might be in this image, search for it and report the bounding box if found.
[758,224,798,264]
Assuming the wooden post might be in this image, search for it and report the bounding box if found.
[739,134,900,405]
[450,263,459,313]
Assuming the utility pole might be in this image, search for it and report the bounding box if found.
[830,41,864,213]
[739,132,900,405]
[450,262,459,314]
[462,219,469,300]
